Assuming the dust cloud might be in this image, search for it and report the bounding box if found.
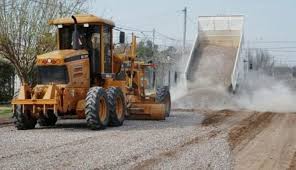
[172,44,296,113]
[235,71,296,112]
[172,70,296,113]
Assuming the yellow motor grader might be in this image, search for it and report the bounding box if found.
[11,14,171,130]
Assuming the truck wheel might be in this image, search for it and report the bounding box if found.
[107,87,125,126]
[156,86,171,117]
[85,87,109,130]
[38,111,57,126]
[14,105,37,130]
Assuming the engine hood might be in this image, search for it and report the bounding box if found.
[36,49,88,65]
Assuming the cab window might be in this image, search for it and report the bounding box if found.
[103,26,112,73]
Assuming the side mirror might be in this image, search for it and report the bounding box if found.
[119,31,125,44]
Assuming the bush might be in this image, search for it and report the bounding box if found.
[0,60,14,102]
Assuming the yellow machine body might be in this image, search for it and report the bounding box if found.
[12,14,168,123]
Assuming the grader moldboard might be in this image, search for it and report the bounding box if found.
[11,14,171,130]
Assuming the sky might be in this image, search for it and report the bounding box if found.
[88,0,296,65]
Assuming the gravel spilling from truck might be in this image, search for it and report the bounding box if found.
[189,44,237,88]
[178,44,239,110]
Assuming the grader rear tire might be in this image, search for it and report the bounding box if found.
[85,87,109,130]
[107,87,125,126]
[14,105,37,130]
[156,86,171,117]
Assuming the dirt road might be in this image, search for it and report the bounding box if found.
[233,113,296,170]
[0,109,295,169]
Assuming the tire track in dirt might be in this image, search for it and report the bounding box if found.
[233,113,296,170]
[131,109,251,169]
[202,109,237,126]
[132,129,222,170]
[228,111,275,151]
[288,152,296,170]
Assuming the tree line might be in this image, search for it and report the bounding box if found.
[0,0,87,102]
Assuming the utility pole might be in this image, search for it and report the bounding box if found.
[152,28,156,89]
[59,1,63,17]
[182,7,187,53]
[3,0,5,13]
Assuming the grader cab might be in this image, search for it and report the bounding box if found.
[11,14,171,130]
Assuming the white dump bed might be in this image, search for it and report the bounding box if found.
[185,16,244,91]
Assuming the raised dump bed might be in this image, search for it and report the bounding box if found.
[185,15,244,92]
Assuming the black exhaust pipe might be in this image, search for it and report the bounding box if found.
[71,15,79,50]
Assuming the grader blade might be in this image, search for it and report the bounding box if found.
[127,103,166,120]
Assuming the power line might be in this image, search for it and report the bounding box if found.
[262,47,296,49]
[250,41,296,44]
[187,15,197,26]
[115,26,152,33]
[155,31,181,42]
[115,24,183,43]
[268,50,296,53]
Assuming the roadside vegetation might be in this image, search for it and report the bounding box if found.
[0,105,12,118]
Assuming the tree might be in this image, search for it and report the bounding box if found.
[246,48,274,74]
[0,0,87,84]
[137,40,158,62]
[0,59,14,102]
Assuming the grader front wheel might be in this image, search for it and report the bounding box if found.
[107,87,126,126]
[85,87,110,130]
[14,105,37,130]
[38,111,57,127]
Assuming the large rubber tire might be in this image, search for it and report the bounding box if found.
[107,87,125,127]
[156,86,171,117]
[14,105,37,130]
[38,111,57,126]
[85,87,109,130]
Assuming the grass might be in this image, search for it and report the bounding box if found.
[0,105,12,118]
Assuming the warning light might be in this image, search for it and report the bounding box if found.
[39,58,62,65]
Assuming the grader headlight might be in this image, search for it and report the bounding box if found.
[40,58,62,65]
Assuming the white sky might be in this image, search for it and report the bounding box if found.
[88,0,296,65]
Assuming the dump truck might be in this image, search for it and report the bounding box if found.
[11,14,171,130]
[185,15,244,92]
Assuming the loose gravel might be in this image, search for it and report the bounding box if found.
[0,111,234,170]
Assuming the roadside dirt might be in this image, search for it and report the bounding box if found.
[132,136,200,170]
[202,109,237,126]
[289,152,296,170]
[229,111,275,150]
[0,117,13,127]
[131,109,253,170]
[233,113,296,170]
